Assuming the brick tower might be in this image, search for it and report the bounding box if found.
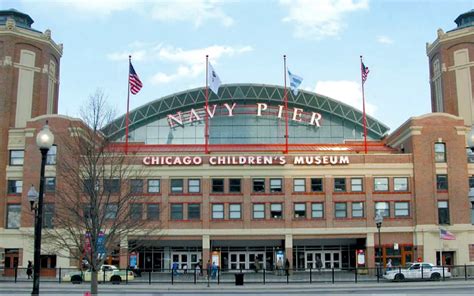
[0,9,62,227]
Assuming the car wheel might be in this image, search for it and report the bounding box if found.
[71,275,83,284]
[430,273,441,281]
[111,275,122,285]
[394,274,405,282]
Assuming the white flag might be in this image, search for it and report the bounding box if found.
[207,62,222,95]
[288,69,303,96]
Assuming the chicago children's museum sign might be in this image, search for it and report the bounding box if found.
[143,155,350,166]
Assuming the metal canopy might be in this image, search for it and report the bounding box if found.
[103,83,389,140]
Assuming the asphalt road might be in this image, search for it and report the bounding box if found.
[1,281,474,295]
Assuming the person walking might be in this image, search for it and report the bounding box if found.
[211,261,218,280]
[386,258,393,272]
[276,258,283,276]
[26,261,33,279]
[285,258,290,276]
[206,260,211,280]
[315,256,323,273]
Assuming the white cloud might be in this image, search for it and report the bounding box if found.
[151,0,234,28]
[149,45,253,85]
[34,0,233,27]
[377,35,394,45]
[280,0,369,40]
[314,80,377,115]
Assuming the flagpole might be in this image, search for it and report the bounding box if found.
[360,55,368,154]
[284,54,289,154]
[125,55,131,155]
[205,55,209,154]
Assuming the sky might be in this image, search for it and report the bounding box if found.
[1,0,473,132]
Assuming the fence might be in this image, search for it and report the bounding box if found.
[1,265,474,285]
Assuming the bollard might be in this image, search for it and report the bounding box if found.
[218,267,220,285]
[59,267,62,284]
[355,267,357,283]
[332,267,335,284]
[442,265,445,281]
[194,268,196,284]
[149,269,152,285]
[421,265,424,280]
[103,269,106,283]
[14,267,17,283]
[465,264,468,281]
[126,267,128,284]
[286,269,289,284]
[309,267,312,283]
[263,268,266,285]
[376,266,380,283]
[171,268,174,285]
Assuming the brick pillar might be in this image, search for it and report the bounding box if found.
[202,235,210,268]
[119,236,128,269]
[285,234,293,267]
[366,232,375,268]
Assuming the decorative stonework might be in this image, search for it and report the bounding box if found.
[5,17,15,30]
[2,56,12,66]
[42,64,48,74]
[43,29,51,40]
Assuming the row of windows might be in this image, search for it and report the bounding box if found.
[6,204,54,229]
[7,178,56,194]
[105,177,411,195]
[8,147,57,166]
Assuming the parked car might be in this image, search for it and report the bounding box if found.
[63,264,134,284]
[384,262,451,281]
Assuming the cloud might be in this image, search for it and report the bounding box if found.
[34,0,233,27]
[313,80,377,115]
[151,0,234,28]
[377,35,394,45]
[149,45,253,85]
[280,0,369,40]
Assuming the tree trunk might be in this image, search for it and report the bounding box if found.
[91,269,98,295]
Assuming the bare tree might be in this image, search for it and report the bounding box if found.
[43,90,155,294]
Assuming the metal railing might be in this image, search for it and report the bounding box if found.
[1,265,473,285]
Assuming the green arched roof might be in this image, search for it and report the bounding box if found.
[103,83,389,139]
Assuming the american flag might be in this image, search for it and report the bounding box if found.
[129,62,143,95]
[439,228,456,240]
[361,62,369,84]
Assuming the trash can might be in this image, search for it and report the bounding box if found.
[235,273,244,285]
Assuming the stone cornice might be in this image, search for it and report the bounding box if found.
[426,26,474,57]
[0,25,63,57]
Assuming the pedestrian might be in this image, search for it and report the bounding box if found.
[172,261,179,276]
[183,263,188,274]
[285,258,290,276]
[206,259,211,279]
[276,258,283,276]
[211,261,218,279]
[386,258,392,271]
[254,258,260,273]
[315,256,322,273]
[26,261,33,279]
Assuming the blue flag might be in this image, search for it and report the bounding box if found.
[288,69,303,96]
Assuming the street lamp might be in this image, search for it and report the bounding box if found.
[31,121,54,296]
[27,185,38,211]
[375,213,383,281]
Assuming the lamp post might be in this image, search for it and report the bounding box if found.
[31,121,54,295]
[375,213,383,281]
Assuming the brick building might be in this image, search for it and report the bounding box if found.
[1,9,473,273]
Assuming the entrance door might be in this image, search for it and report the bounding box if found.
[305,251,341,270]
[171,252,201,269]
[4,249,19,277]
[248,252,265,270]
[228,252,265,270]
[229,252,246,270]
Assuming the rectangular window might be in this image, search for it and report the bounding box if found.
[147,179,160,193]
[253,178,265,193]
[375,202,390,217]
[188,179,201,193]
[470,176,474,190]
[105,203,118,220]
[311,178,323,192]
[212,204,224,219]
[104,179,120,193]
[436,175,448,190]
[395,202,409,217]
[253,204,265,219]
[188,204,201,220]
[293,179,305,192]
[438,201,450,224]
[229,179,241,193]
[130,203,143,220]
[212,179,224,193]
[229,204,242,219]
[351,178,363,192]
[311,202,324,218]
[83,179,99,194]
[147,204,160,220]
[334,178,346,192]
[374,177,389,191]
[352,202,364,218]
[434,143,446,163]
[335,202,347,218]
[170,179,184,193]
[45,177,56,193]
[394,177,408,191]
[43,204,54,228]
[270,203,283,219]
[9,150,24,166]
[471,202,474,225]
[294,203,306,218]
[130,179,143,193]
[7,180,22,194]
[170,204,184,220]
[6,204,21,229]
[46,145,57,165]
[270,178,282,192]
